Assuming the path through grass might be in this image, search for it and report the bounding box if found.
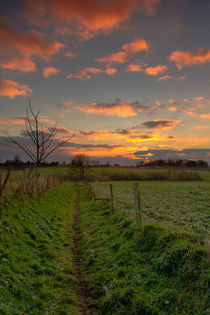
[0,183,80,314]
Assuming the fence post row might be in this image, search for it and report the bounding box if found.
[133,183,143,229]
[109,183,114,211]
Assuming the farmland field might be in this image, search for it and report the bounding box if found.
[94,180,210,239]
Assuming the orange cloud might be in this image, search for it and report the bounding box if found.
[144,65,167,75]
[169,48,210,69]
[157,75,186,81]
[96,37,149,65]
[0,79,32,99]
[0,57,36,72]
[169,99,179,106]
[126,63,167,75]
[0,117,25,125]
[0,23,65,61]
[127,134,173,143]
[24,0,160,40]
[168,97,208,114]
[126,63,146,72]
[64,51,76,58]
[70,99,150,117]
[78,129,130,141]
[168,106,178,112]
[43,66,62,78]
[66,66,117,80]
[186,112,210,119]
[67,146,125,157]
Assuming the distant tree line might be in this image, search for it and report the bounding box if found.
[0,155,59,169]
[136,159,209,168]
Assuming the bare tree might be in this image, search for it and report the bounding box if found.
[6,102,73,166]
[71,154,90,179]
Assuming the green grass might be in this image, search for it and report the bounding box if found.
[0,182,209,314]
[0,183,79,315]
[89,167,202,181]
[15,166,204,181]
[79,196,209,315]
[94,181,210,239]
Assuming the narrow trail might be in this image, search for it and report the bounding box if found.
[72,191,92,315]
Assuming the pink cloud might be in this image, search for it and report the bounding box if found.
[96,38,149,65]
[0,79,32,99]
[169,48,210,69]
[43,66,62,78]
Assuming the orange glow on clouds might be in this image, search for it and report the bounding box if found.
[0,24,65,61]
[96,37,149,65]
[0,57,36,73]
[126,63,167,75]
[142,119,182,129]
[0,117,25,125]
[0,79,32,99]
[67,66,117,80]
[127,135,172,143]
[43,66,62,78]
[144,65,167,75]
[66,146,131,158]
[169,48,210,69]
[73,100,150,117]
[25,0,160,39]
[157,75,186,81]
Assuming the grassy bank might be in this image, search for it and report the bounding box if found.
[79,194,209,314]
[0,183,79,314]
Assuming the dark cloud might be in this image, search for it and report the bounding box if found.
[134,148,210,161]
[142,119,182,129]
[46,127,71,134]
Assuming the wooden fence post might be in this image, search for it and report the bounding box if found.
[90,183,96,200]
[109,183,114,211]
[133,183,143,229]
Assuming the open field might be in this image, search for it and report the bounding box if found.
[94,180,210,239]
[80,198,209,315]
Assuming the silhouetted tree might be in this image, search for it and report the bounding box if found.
[6,102,72,166]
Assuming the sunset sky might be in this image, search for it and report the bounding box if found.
[0,0,210,164]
